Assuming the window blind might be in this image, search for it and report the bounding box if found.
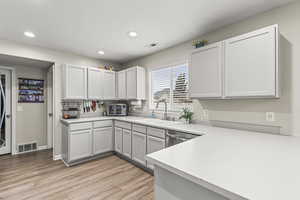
[150,63,191,111]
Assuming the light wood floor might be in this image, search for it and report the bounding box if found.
[0,150,154,200]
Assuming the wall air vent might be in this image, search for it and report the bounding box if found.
[17,142,38,153]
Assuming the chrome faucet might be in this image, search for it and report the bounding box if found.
[155,99,168,120]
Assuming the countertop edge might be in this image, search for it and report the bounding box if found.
[146,155,248,200]
[60,117,205,136]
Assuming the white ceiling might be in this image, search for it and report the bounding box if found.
[0,54,53,69]
[0,0,295,63]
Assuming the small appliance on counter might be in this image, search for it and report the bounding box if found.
[107,104,128,116]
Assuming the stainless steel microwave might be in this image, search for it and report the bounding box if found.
[107,104,128,116]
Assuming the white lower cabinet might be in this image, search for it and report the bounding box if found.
[114,127,123,153]
[132,131,147,166]
[147,136,165,170]
[62,120,167,169]
[69,129,93,162]
[93,127,113,155]
[122,129,132,158]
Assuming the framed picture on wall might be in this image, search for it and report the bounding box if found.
[18,78,44,103]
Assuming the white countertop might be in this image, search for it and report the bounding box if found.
[61,116,300,200]
[147,126,300,200]
[61,116,208,136]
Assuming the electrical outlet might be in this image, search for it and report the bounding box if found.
[266,112,275,122]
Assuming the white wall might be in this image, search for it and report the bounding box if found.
[14,66,47,147]
[0,39,121,156]
[125,1,300,135]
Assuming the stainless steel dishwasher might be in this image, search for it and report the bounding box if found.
[166,130,200,147]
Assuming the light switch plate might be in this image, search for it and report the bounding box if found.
[266,112,275,122]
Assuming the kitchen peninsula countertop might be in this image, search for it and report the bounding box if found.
[61,116,300,200]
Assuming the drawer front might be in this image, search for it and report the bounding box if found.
[132,124,146,134]
[93,120,112,128]
[70,122,92,131]
[115,121,131,130]
[147,127,165,139]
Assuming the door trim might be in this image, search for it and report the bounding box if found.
[47,65,54,149]
[0,66,16,155]
[52,63,57,160]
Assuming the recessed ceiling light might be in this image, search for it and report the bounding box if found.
[97,50,105,55]
[24,31,35,38]
[128,31,138,38]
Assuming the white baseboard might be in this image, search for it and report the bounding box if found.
[53,154,62,160]
[38,145,49,150]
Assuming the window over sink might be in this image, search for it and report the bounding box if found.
[149,62,192,111]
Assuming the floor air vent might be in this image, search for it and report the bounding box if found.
[18,142,37,153]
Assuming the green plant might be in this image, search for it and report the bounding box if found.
[192,39,208,48]
[179,108,194,124]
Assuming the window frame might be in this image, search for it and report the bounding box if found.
[148,61,191,112]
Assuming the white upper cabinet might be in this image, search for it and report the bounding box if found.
[62,64,87,99]
[88,68,103,99]
[63,65,116,100]
[224,25,278,98]
[126,66,146,100]
[103,70,116,100]
[189,24,279,99]
[117,70,126,99]
[190,42,223,98]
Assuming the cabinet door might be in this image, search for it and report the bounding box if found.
[117,70,126,99]
[190,42,223,98]
[126,68,137,99]
[69,129,92,161]
[132,131,146,165]
[88,68,103,99]
[224,25,278,97]
[114,127,123,153]
[122,129,132,158]
[64,65,87,99]
[93,127,113,155]
[103,71,116,100]
[147,136,165,170]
